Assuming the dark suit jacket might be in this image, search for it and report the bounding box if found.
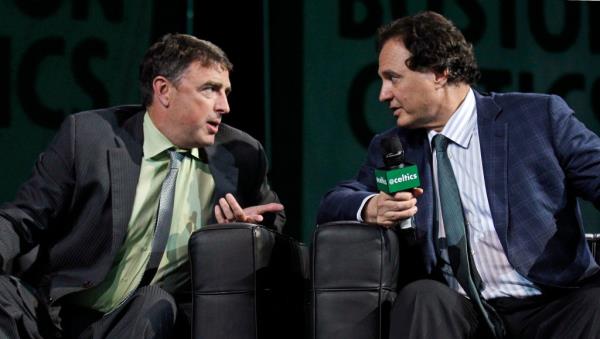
[318,91,600,289]
[0,105,284,304]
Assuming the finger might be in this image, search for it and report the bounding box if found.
[376,193,398,209]
[382,206,418,220]
[244,214,264,223]
[225,193,246,221]
[378,191,395,201]
[251,203,284,215]
[214,205,226,224]
[219,197,235,221]
[380,198,417,212]
[392,191,417,201]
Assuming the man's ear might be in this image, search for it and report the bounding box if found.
[433,69,449,88]
[152,76,172,107]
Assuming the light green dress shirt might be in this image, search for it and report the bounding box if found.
[68,113,215,313]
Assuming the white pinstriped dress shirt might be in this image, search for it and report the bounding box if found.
[430,88,541,299]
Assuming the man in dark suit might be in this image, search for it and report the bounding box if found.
[0,33,284,338]
[317,11,600,339]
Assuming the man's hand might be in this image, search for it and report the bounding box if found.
[215,193,284,224]
[362,188,423,228]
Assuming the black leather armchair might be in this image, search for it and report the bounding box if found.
[189,223,309,339]
[310,221,600,339]
[310,221,401,339]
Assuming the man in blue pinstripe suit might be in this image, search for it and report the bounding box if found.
[317,11,600,339]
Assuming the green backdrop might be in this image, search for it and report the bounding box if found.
[301,0,600,241]
[1,0,599,243]
[0,0,152,203]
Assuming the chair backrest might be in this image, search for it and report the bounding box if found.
[311,221,400,339]
[189,223,308,339]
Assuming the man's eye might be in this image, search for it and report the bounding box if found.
[201,86,218,95]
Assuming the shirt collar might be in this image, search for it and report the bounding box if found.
[427,88,476,149]
[142,112,201,160]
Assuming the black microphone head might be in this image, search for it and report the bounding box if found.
[381,135,405,168]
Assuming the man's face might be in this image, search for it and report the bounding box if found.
[165,61,231,148]
[378,39,446,130]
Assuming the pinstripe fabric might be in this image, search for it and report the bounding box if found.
[429,89,541,299]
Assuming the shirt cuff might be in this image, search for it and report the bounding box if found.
[356,194,377,222]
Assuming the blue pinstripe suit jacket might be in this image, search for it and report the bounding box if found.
[317,91,600,288]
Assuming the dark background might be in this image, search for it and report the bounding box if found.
[1,0,599,242]
[151,1,304,241]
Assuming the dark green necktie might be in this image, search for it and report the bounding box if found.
[433,134,505,338]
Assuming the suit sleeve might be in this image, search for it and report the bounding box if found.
[316,134,382,224]
[0,115,75,269]
[549,95,600,209]
[252,140,286,232]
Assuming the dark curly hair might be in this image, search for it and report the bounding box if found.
[377,11,480,85]
[139,33,233,107]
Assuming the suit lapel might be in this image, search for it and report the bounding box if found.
[475,92,509,245]
[405,133,433,234]
[205,142,239,219]
[109,110,144,253]
[404,131,438,270]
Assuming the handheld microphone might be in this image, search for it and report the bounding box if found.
[375,135,420,229]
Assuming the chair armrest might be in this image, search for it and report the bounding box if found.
[586,233,600,263]
[189,223,308,339]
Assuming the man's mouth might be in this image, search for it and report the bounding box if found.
[207,120,220,133]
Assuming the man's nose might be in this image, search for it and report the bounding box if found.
[216,93,230,114]
[379,82,393,102]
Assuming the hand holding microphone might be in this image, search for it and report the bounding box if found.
[363,135,422,228]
